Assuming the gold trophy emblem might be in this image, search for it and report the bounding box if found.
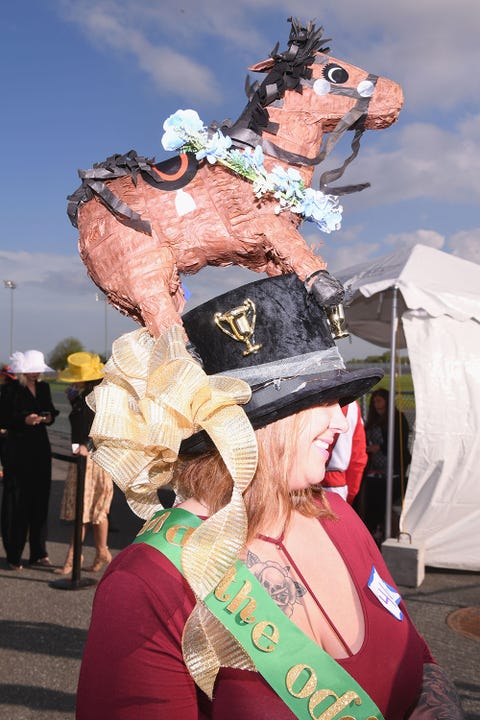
[326,303,349,340]
[214,298,262,356]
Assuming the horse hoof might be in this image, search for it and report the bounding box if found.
[307,270,345,307]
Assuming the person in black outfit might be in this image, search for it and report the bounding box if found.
[354,388,411,543]
[0,351,58,570]
[0,365,17,472]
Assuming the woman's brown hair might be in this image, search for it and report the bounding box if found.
[174,408,334,541]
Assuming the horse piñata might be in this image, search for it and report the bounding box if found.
[68,18,403,338]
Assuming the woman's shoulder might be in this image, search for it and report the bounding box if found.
[319,493,382,554]
[97,542,196,616]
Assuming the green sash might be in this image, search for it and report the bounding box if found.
[134,508,384,720]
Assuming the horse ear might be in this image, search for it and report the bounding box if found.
[248,58,275,73]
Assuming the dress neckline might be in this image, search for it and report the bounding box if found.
[256,519,357,658]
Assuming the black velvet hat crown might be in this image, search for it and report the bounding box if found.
[181,273,382,454]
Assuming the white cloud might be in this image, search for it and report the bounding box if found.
[300,222,383,271]
[56,0,223,104]
[328,241,383,273]
[0,251,136,359]
[0,251,87,287]
[339,115,480,209]
[382,229,445,251]
[182,265,259,308]
[448,228,480,264]
[0,249,259,359]
[55,0,480,114]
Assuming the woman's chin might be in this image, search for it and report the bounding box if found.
[289,475,326,491]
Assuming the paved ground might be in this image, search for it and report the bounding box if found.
[0,431,479,719]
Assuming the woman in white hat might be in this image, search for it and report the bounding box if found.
[55,352,114,574]
[76,275,463,720]
[0,350,58,569]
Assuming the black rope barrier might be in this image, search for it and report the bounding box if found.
[49,452,97,591]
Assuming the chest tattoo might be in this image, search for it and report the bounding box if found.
[246,550,307,617]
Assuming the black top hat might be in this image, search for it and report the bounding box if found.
[181,274,382,454]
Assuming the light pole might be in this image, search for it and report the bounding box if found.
[4,280,17,357]
[95,292,108,360]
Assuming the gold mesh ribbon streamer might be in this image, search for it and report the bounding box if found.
[88,324,258,694]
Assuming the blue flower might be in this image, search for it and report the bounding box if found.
[269,166,290,191]
[269,166,304,202]
[241,145,265,171]
[196,130,232,164]
[228,149,245,165]
[162,109,205,151]
[295,188,343,232]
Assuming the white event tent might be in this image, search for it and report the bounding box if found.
[335,244,480,571]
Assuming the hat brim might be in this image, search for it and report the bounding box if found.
[180,365,383,455]
[13,365,54,374]
[57,370,104,383]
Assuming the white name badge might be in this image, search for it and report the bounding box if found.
[368,566,403,621]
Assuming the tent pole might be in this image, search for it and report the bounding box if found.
[385,285,399,539]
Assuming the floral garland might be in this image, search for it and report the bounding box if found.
[161,109,343,233]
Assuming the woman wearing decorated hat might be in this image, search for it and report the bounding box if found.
[0,364,17,472]
[76,275,462,720]
[0,350,58,570]
[55,352,114,574]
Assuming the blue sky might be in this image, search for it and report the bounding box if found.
[1,0,479,362]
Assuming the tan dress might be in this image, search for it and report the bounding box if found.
[60,455,113,525]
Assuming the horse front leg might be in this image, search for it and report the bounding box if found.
[256,219,346,308]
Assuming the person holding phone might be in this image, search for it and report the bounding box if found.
[0,350,58,570]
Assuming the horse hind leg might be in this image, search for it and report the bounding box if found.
[78,203,186,337]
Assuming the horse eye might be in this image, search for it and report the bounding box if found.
[323,63,349,84]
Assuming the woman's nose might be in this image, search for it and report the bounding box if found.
[331,403,349,433]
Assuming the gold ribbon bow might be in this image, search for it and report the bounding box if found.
[88,324,257,518]
[88,324,259,694]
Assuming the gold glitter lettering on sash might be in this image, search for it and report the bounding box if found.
[308,689,361,720]
[137,510,171,537]
[165,524,196,547]
[251,621,279,652]
[286,665,366,720]
[225,580,257,623]
[286,664,318,698]
[214,566,238,602]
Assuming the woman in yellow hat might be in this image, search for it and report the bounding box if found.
[55,352,113,574]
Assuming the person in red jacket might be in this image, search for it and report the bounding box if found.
[76,275,463,720]
[323,401,368,504]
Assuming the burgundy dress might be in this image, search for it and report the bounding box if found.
[76,495,433,719]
